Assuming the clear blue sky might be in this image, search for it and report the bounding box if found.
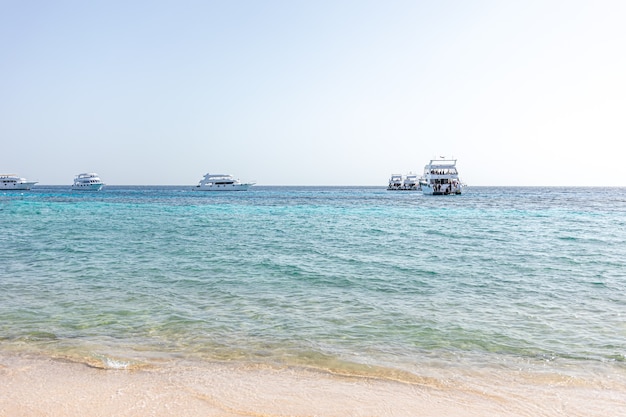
[2,0,625,186]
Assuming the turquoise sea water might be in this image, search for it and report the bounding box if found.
[1,186,625,379]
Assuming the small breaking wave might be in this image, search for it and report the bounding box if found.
[83,354,145,370]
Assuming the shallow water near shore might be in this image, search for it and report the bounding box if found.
[2,186,626,415]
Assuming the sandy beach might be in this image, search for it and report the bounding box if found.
[2,352,624,417]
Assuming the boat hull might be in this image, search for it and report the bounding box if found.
[194,184,253,191]
[72,183,104,191]
[421,183,462,195]
[387,187,420,191]
[0,181,37,190]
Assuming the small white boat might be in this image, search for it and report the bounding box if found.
[0,174,37,190]
[72,173,104,191]
[194,173,254,191]
[419,158,463,195]
[387,174,404,190]
[403,173,421,191]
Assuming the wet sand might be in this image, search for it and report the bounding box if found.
[1,353,624,417]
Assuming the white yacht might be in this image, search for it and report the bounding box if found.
[72,173,104,191]
[419,158,463,195]
[403,173,421,191]
[387,174,403,190]
[0,174,37,190]
[194,173,254,191]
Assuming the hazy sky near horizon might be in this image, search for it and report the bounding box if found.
[2,0,625,186]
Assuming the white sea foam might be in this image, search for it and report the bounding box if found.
[93,354,131,370]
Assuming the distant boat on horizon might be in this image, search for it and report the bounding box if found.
[0,174,37,190]
[419,158,463,195]
[194,173,254,191]
[387,173,421,191]
[72,173,104,191]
